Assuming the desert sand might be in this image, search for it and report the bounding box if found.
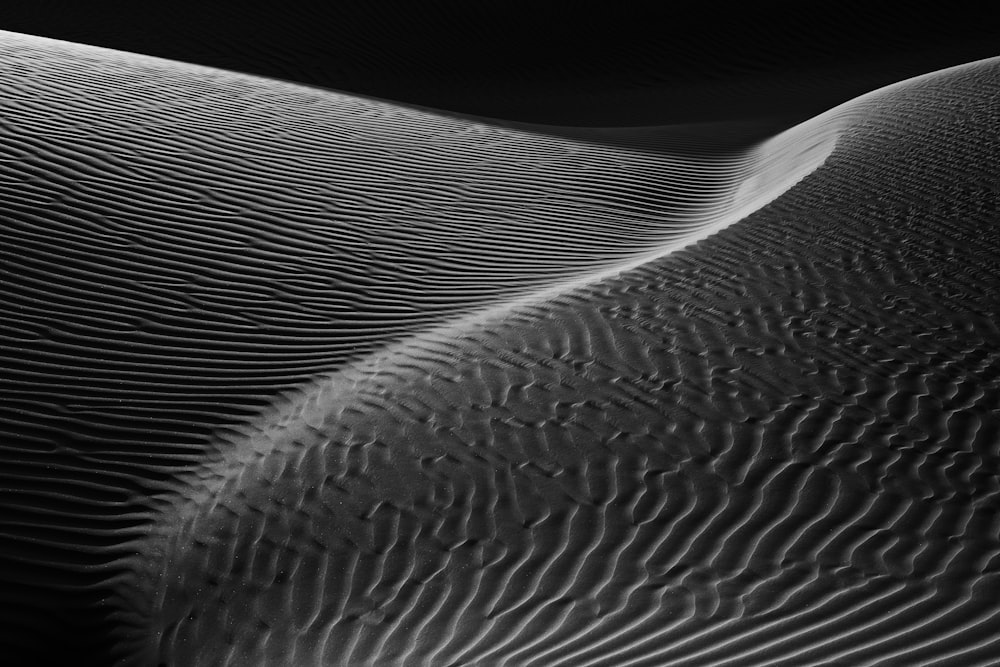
[2,10,1000,667]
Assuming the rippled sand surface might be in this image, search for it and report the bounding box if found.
[2,19,1000,667]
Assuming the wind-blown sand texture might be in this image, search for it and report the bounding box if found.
[1,16,1000,667]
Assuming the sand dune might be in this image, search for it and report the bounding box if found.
[1,20,1000,667]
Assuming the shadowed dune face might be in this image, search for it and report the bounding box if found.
[116,59,1000,665]
[2,15,1000,667]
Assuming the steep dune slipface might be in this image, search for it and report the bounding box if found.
[119,58,1000,665]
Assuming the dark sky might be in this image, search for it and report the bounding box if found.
[2,1,998,123]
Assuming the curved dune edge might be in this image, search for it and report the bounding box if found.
[139,53,963,478]
[116,94,838,630]
[0,29,819,306]
[110,57,1000,665]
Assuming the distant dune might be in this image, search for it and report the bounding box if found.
[2,8,1000,667]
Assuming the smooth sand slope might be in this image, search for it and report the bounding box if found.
[1,30,1000,667]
